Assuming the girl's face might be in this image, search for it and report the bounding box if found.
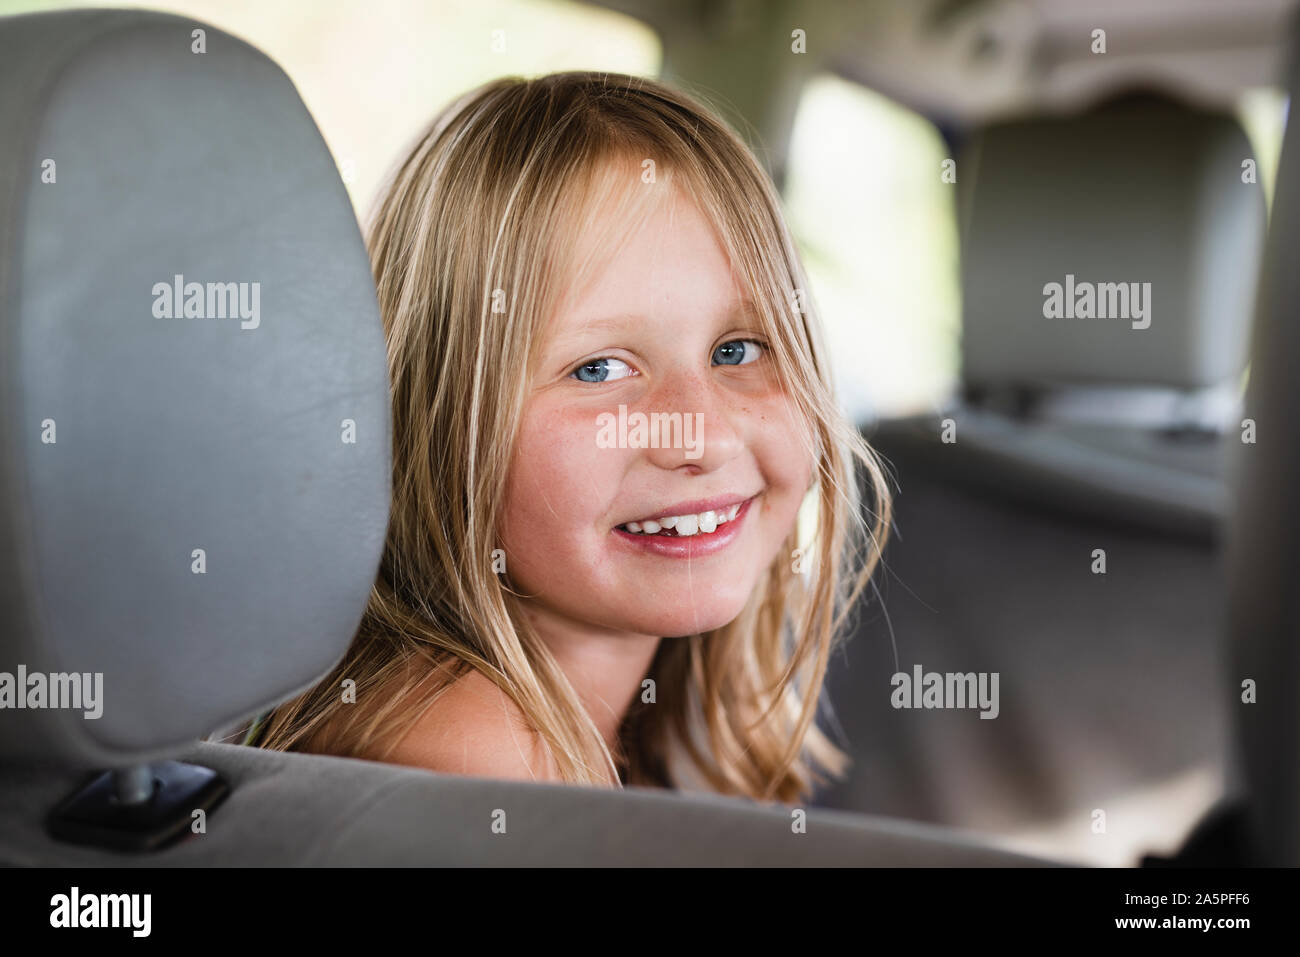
[499,181,813,640]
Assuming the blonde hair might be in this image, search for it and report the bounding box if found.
[252,71,891,803]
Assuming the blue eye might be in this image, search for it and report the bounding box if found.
[712,339,763,366]
[571,357,635,383]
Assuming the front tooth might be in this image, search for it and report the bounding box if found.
[642,519,661,534]
[676,513,699,536]
[627,521,643,533]
[698,510,717,533]
[659,515,678,529]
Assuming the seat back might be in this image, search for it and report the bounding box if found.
[1227,17,1300,867]
[821,94,1267,863]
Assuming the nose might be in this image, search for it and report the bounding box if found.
[639,368,744,473]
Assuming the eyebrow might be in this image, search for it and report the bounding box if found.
[563,299,759,337]
[568,313,645,334]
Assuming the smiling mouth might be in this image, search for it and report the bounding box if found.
[616,502,745,538]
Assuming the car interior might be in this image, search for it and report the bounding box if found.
[1,0,1296,867]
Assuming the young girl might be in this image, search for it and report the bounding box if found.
[246,71,891,804]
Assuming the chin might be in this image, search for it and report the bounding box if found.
[615,594,752,638]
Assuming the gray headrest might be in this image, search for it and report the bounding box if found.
[960,94,1266,391]
[0,10,390,768]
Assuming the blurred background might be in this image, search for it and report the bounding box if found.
[3,0,1293,867]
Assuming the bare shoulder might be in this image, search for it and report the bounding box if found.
[385,668,562,783]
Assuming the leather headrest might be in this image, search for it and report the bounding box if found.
[0,9,390,768]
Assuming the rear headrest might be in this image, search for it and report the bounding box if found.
[0,10,391,768]
[960,94,1266,392]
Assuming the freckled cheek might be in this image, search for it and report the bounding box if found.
[741,398,815,501]
[504,405,621,546]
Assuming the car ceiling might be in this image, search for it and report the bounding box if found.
[590,0,1297,124]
